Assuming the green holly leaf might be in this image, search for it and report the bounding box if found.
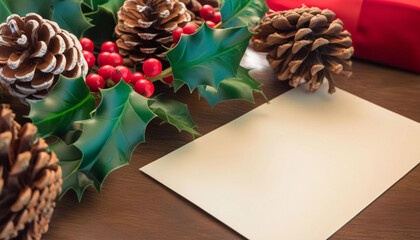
[166,24,253,91]
[83,6,116,46]
[197,67,264,107]
[63,81,156,200]
[49,138,83,185]
[218,0,225,8]
[28,75,96,139]
[48,136,92,200]
[0,1,12,22]
[220,0,269,28]
[3,0,92,39]
[52,0,93,39]
[84,0,124,25]
[149,96,200,137]
[99,0,125,23]
[81,0,94,9]
[81,0,125,44]
[2,0,54,19]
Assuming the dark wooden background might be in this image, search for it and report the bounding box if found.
[3,59,420,239]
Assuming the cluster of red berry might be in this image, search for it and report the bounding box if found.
[79,38,166,98]
[200,4,221,28]
[172,4,221,44]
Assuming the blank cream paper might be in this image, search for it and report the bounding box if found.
[141,49,420,240]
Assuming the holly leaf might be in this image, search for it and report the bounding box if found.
[52,0,93,39]
[218,0,225,8]
[197,67,264,107]
[166,24,253,91]
[3,0,92,39]
[99,0,125,23]
[149,96,200,137]
[2,0,54,19]
[81,0,125,44]
[28,75,96,139]
[63,81,156,200]
[220,0,269,28]
[49,138,83,185]
[83,6,117,46]
[81,0,95,9]
[0,1,12,22]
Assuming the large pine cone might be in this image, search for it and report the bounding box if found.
[0,13,88,102]
[253,6,354,93]
[0,105,62,240]
[115,0,191,65]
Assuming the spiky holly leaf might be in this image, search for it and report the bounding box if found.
[82,0,125,45]
[28,75,96,139]
[62,81,156,200]
[218,0,225,7]
[0,1,12,22]
[2,0,92,39]
[220,0,269,28]
[2,0,54,19]
[52,0,93,38]
[82,0,94,9]
[149,96,200,137]
[166,24,253,92]
[197,67,264,107]
[83,6,116,46]
[48,138,82,187]
[99,0,125,23]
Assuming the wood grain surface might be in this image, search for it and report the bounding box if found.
[2,59,420,239]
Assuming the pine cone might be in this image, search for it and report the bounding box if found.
[115,0,191,65]
[0,104,62,240]
[0,13,88,103]
[180,0,204,26]
[253,6,354,93]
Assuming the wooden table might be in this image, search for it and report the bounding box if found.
[4,59,420,239]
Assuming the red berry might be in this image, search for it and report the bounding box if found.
[98,52,111,66]
[206,20,216,29]
[211,12,221,24]
[162,75,174,84]
[172,27,183,43]
[98,65,114,80]
[111,66,132,83]
[182,23,197,35]
[101,41,119,53]
[86,74,105,92]
[82,50,95,68]
[142,58,162,77]
[131,72,145,84]
[134,79,154,98]
[200,4,215,21]
[108,52,123,66]
[80,38,94,52]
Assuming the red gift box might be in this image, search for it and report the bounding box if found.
[266,0,420,73]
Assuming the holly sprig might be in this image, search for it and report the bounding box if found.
[21,0,269,200]
[31,76,198,200]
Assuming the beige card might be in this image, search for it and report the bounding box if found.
[141,49,420,240]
